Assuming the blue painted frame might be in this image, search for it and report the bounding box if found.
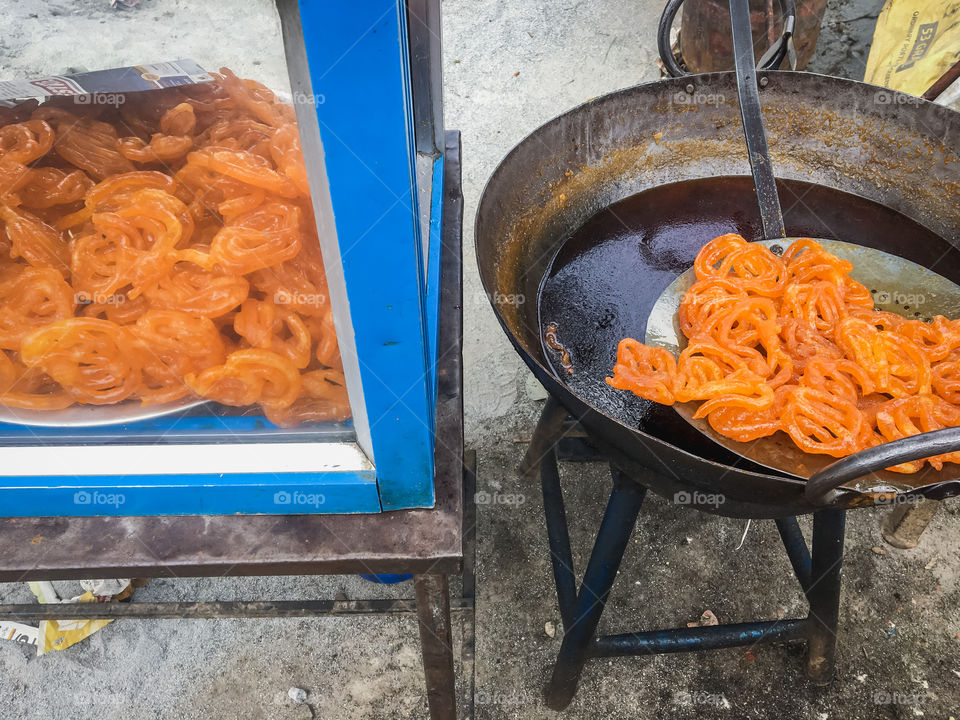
[0,0,444,517]
[425,156,446,423]
[298,0,437,510]
[0,471,380,517]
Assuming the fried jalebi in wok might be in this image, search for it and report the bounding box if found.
[0,69,349,425]
[607,234,960,473]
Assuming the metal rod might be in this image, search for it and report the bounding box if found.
[407,0,444,156]
[521,395,568,478]
[805,508,846,684]
[462,450,477,601]
[923,59,960,101]
[730,0,786,239]
[591,618,808,657]
[775,516,812,594]
[542,445,578,630]
[0,598,473,620]
[460,450,478,720]
[415,574,457,720]
[545,471,645,711]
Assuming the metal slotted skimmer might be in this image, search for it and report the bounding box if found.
[643,0,960,490]
[645,238,960,489]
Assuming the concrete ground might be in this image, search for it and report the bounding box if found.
[0,0,958,718]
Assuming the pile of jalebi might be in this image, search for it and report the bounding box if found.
[0,68,349,427]
[607,233,960,473]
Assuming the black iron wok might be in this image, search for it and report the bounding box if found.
[475,71,960,518]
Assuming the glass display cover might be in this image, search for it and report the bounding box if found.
[0,6,351,439]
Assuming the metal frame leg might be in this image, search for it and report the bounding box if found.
[461,451,477,720]
[775,516,812,594]
[529,402,850,708]
[415,573,457,720]
[541,445,578,630]
[805,508,846,684]
[545,467,646,711]
[528,397,579,630]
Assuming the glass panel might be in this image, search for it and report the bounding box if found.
[0,3,354,443]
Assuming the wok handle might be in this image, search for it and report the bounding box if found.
[805,427,960,506]
[729,0,786,241]
[657,0,796,78]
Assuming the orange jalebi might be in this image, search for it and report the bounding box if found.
[0,119,54,164]
[18,167,92,209]
[932,354,960,404]
[0,266,76,349]
[692,233,787,297]
[131,310,226,405]
[0,203,70,271]
[184,348,301,410]
[875,395,960,472]
[70,188,189,299]
[44,112,137,181]
[706,385,791,442]
[0,350,73,410]
[607,234,960,473]
[204,201,301,274]
[263,368,351,428]
[0,69,348,425]
[607,339,678,405]
[20,317,142,405]
[144,262,250,318]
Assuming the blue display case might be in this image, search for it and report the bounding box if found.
[0,0,448,516]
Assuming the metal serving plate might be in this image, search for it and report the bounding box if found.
[0,397,209,428]
[646,238,960,488]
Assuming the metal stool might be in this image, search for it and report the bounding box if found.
[524,398,844,711]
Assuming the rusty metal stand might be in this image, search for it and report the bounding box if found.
[0,136,472,720]
[459,450,478,720]
[0,450,478,720]
[804,508,844,685]
[416,579,458,717]
[528,398,845,712]
[0,461,476,720]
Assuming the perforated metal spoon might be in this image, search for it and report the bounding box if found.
[645,238,960,488]
[642,0,960,490]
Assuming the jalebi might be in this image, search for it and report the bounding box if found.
[0,69,348,425]
[607,234,960,473]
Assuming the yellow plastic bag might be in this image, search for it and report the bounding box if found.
[864,0,960,95]
[37,591,113,655]
[28,580,136,655]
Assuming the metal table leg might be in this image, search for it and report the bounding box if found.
[460,450,478,720]
[545,467,646,711]
[805,508,846,684]
[415,573,457,720]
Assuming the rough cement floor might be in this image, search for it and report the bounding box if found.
[0,0,958,718]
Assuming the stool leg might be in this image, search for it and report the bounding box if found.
[415,574,457,720]
[531,397,579,629]
[775,516,812,594]
[542,445,577,630]
[545,468,645,711]
[805,508,846,685]
[521,396,569,478]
